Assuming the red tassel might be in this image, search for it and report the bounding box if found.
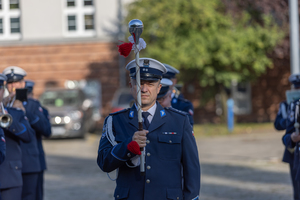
[127,141,141,155]
[117,42,133,57]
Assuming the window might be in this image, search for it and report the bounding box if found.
[231,81,252,115]
[67,0,75,7]
[0,19,3,34]
[84,0,93,6]
[68,15,76,31]
[63,0,95,37]
[10,17,20,33]
[84,14,94,30]
[0,0,2,10]
[10,0,19,9]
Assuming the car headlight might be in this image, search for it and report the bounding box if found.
[69,111,83,120]
[64,116,71,124]
[54,116,62,124]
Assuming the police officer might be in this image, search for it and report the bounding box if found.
[281,74,300,200]
[97,58,200,200]
[0,73,35,200]
[163,64,194,126]
[25,80,51,200]
[3,67,50,200]
[157,78,173,108]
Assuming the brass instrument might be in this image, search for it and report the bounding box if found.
[0,102,13,128]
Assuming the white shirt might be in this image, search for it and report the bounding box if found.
[135,103,157,124]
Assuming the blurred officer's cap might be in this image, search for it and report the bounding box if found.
[163,63,179,79]
[0,74,7,87]
[3,66,27,83]
[25,80,35,93]
[289,74,300,88]
[126,58,167,81]
[157,78,173,99]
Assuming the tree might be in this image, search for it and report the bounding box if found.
[125,0,284,102]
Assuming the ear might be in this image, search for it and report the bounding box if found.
[156,83,162,94]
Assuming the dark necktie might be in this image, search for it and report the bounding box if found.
[142,112,150,129]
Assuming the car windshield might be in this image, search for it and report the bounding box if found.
[40,90,80,107]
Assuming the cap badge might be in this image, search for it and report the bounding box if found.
[10,69,14,76]
[143,59,150,67]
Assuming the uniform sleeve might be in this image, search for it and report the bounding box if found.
[181,101,194,127]
[0,128,5,165]
[41,107,52,137]
[7,109,34,143]
[274,102,287,130]
[97,116,135,173]
[182,115,200,200]
[25,101,51,137]
[282,114,296,149]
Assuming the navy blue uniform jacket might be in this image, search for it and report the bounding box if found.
[0,129,5,165]
[274,101,288,130]
[23,99,51,171]
[282,100,300,180]
[274,101,293,163]
[0,107,34,189]
[171,96,194,126]
[97,103,201,200]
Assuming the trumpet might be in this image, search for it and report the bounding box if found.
[0,102,13,128]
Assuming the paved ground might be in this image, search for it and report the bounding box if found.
[43,129,293,200]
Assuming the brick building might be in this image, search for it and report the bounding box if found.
[0,0,295,124]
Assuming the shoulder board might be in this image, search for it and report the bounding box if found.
[6,107,23,113]
[165,107,187,116]
[27,98,39,105]
[109,108,130,115]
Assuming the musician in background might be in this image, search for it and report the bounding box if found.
[157,78,173,108]
[3,67,50,200]
[162,64,194,126]
[0,73,35,200]
[281,74,300,200]
[25,80,51,200]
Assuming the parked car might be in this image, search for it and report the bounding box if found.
[111,88,135,113]
[39,88,93,138]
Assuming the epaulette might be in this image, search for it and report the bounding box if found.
[109,108,130,115]
[172,87,181,98]
[165,107,187,116]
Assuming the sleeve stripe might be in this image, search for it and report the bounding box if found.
[111,144,126,162]
[15,124,27,135]
[30,116,40,125]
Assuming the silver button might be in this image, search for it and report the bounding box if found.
[117,195,119,198]
[127,153,131,157]
[147,152,151,156]
[15,166,18,169]
[147,165,151,170]
[169,140,172,143]
[146,140,150,144]
[146,179,150,183]
[177,197,179,200]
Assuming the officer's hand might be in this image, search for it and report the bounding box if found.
[132,130,149,148]
[12,100,25,112]
[291,132,300,143]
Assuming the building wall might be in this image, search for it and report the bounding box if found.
[0,41,121,116]
[21,0,63,40]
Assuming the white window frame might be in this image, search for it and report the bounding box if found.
[63,0,95,38]
[0,0,21,40]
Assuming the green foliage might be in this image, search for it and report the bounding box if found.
[125,0,284,91]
